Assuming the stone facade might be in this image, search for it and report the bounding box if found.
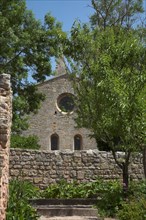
[0,74,12,220]
[23,73,97,151]
[10,149,144,189]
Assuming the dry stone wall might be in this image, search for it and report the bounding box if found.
[10,149,144,189]
[0,74,12,220]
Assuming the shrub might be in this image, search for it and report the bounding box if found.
[117,196,146,220]
[42,179,123,217]
[42,179,88,199]
[128,180,146,197]
[11,134,40,149]
[92,179,123,217]
[6,179,40,220]
[39,179,146,218]
[117,181,146,220]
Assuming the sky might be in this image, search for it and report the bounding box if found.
[26,0,146,32]
[25,0,146,78]
[26,0,94,75]
[26,0,94,33]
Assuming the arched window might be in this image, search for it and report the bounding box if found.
[51,134,59,150]
[74,135,82,150]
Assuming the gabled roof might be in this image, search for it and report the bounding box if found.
[37,56,71,87]
[37,73,70,87]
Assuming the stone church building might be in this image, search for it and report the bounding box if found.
[24,59,97,151]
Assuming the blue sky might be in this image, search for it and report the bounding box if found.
[26,0,94,75]
[26,0,146,79]
[26,0,94,33]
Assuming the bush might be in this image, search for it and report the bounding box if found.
[42,179,123,217]
[117,181,146,220]
[6,179,40,220]
[42,179,89,199]
[27,179,146,219]
[117,196,146,220]
[93,180,123,217]
[11,134,40,149]
[128,180,146,197]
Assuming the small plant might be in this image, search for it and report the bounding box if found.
[11,134,40,149]
[41,179,88,199]
[117,196,146,220]
[91,179,123,217]
[6,179,40,220]
[41,178,123,217]
[40,179,146,218]
[128,180,146,197]
[117,181,146,220]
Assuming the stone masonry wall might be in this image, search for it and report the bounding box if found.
[10,149,144,189]
[0,74,12,220]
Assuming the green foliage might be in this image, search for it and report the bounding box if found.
[7,179,146,219]
[93,180,123,217]
[117,196,146,220]
[68,20,146,189]
[70,27,146,150]
[0,0,66,132]
[6,179,40,220]
[64,0,146,190]
[41,179,146,218]
[42,179,89,199]
[128,180,146,197]
[90,0,144,29]
[116,180,146,219]
[42,179,123,217]
[11,134,40,149]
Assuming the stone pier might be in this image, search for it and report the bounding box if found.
[0,74,12,219]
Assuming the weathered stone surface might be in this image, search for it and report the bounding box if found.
[9,149,144,189]
[22,74,97,151]
[0,74,12,220]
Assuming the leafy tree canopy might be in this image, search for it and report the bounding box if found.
[0,0,66,132]
[90,0,144,29]
[65,0,146,150]
[65,0,146,188]
[72,26,146,148]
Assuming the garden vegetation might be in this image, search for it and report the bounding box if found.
[6,178,146,220]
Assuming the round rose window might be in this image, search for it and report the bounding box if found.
[57,93,74,113]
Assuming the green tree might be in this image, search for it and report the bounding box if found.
[89,0,146,183]
[90,0,144,29]
[0,0,66,132]
[65,0,146,190]
[68,25,146,189]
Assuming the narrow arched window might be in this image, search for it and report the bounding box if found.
[74,135,82,150]
[51,134,59,150]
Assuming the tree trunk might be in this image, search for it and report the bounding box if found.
[111,149,131,196]
[122,163,129,195]
[143,147,146,178]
